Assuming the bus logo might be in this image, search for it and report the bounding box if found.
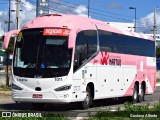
[100,52,109,65]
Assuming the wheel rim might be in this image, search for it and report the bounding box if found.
[82,87,91,109]
[85,91,90,105]
[139,88,144,100]
[134,90,137,100]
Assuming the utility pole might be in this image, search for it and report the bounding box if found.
[6,0,11,87]
[16,0,20,29]
[153,8,157,41]
[88,0,90,18]
[129,7,136,32]
[8,0,11,31]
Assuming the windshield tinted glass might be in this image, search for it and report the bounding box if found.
[13,28,72,78]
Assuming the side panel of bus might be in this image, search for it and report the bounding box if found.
[72,28,155,102]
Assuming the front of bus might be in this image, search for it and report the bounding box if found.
[12,27,74,104]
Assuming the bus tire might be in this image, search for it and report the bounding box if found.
[138,85,145,102]
[82,86,92,109]
[132,84,138,103]
[32,103,45,110]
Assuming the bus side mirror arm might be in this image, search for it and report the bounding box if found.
[74,52,83,68]
[4,30,20,49]
[74,55,80,67]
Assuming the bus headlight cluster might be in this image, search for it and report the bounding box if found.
[54,85,71,91]
[12,83,23,90]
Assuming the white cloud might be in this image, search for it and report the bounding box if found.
[2,0,158,36]
[137,12,160,34]
[0,0,88,35]
[48,1,88,17]
[19,0,36,27]
[0,0,36,35]
[74,5,88,17]
[0,10,8,35]
[21,0,34,10]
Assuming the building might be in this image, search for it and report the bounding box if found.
[108,22,135,32]
[108,22,160,46]
[145,34,160,46]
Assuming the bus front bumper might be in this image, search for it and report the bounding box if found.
[12,91,71,103]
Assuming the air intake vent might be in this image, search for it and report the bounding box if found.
[35,87,42,91]
[43,14,62,17]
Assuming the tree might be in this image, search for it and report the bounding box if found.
[0,35,15,53]
[0,35,15,86]
[1,35,15,65]
[156,47,160,59]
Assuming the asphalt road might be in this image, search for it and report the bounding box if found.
[0,86,160,118]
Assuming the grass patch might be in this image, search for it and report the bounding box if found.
[0,85,11,91]
[88,102,160,120]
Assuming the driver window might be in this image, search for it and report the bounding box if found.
[74,32,87,71]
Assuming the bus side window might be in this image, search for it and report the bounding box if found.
[74,32,87,71]
[83,30,97,58]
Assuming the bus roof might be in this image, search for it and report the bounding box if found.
[22,14,153,41]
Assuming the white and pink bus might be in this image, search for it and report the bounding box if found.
[4,14,156,109]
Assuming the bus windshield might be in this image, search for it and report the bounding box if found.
[13,28,72,78]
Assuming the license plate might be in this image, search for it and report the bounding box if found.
[32,94,43,98]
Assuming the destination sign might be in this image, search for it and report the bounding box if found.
[43,28,70,36]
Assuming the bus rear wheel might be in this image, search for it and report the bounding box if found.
[138,85,145,102]
[82,86,92,109]
[132,84,138,103]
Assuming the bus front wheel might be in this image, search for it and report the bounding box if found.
[82,86,92,109]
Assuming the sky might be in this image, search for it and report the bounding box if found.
[0,0,160,35]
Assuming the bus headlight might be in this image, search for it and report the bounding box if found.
[54,85,71,91]
[12,83,23,90]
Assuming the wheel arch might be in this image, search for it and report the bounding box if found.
[135,81,139,93]
[87,82,95,99]
[141,81,146,94]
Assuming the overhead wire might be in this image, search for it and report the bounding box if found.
[49,0,135,22]
[62,0,136,19]
[59,0,158,27]
[28,0,70,14]
[22,0,156,30]
[28,0,134,22]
